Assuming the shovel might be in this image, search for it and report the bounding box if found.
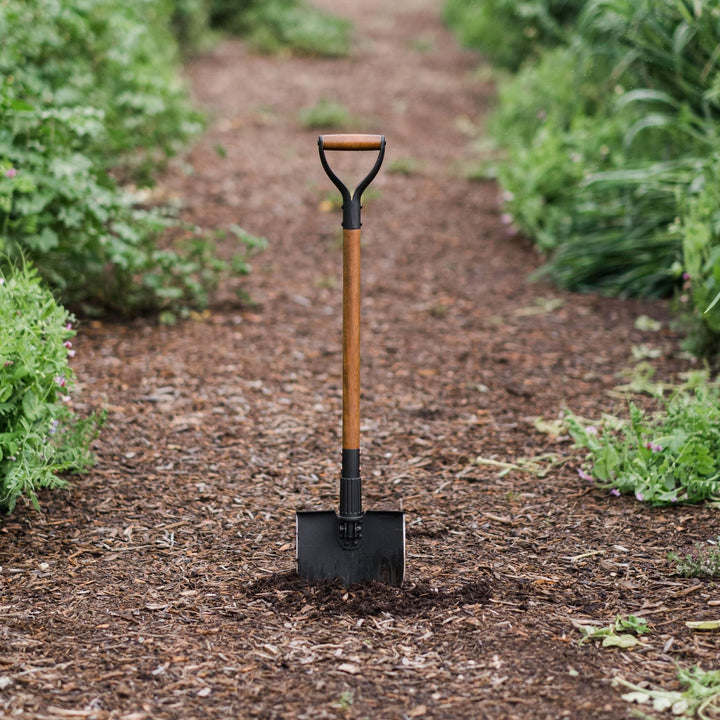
[296,134,405,587]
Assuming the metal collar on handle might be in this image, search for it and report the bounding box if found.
[318,135,386,230]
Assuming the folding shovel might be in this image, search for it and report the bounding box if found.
[296,134,405,587]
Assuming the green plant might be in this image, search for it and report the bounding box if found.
[0,1,255,315]
[615,667,720,719]
[387,157,423,176]
[569,381,720,506]
[575,615,651,648]
[669,538,720,578]
[677,158,720,356]
[472,0,720,352]
[298,98,350,130]
[211,0,351,57]
[443,0,583,70]
[0,262,104,514]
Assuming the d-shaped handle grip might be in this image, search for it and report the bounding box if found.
[318,134,386,229]
[320,134,384,151]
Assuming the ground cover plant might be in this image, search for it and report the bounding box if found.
[670,537,720,578]
[0,263,103,514]
[569,376,720,505]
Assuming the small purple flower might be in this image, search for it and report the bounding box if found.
[682,272,691,282]
[635,491,644,501]
[586,426,598,436]
[644,441,662,453]
[65,322,73,331]
[5,168,16,178]
[64,341,72,349]
[49,419,60,435]
[55,375,67,388]
[67,349,76,358]
[0,278,4,286]
[610,488,621,497]
[577,468,594,483]
[500,213,513,225]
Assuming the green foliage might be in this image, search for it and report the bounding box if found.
[298,99,350,130]
[0,262,104,514]
[569,381,720,505]
[210,0,351,57]
[0,0,203,180]
[669,538,720,578]
[0,0,256,315]
[463,0,720,352]
[576,615,651,648]
[676,158,720,356]
[616,667,720,719]
[170,0,215,54]
[443,0,583,70]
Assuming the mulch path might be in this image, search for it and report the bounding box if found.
[2,1,718,718]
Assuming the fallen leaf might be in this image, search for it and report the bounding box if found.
[685,620,720,630]
[602,634,641,648]
[337,663,360,675]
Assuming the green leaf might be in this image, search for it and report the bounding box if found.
[602,634,642,648]
[21,389,40,421]
[685,619,720,630]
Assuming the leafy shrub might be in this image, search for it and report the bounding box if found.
[0,0,203,180]
[0,262,104,514]
[569,381,720,505]
[676,158,720,356]
[0,0,254,314]
[479,0,720,349]
[210,0,351,57]
[443,0,583,70]
[170,0,214,54]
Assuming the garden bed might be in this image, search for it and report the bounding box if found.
[1,1,718,718]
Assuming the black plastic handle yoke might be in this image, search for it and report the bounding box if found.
[318,135,386,230]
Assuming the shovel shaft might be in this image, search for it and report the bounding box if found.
[343,227,361,452]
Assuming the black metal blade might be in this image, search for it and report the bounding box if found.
[296,510,405,587]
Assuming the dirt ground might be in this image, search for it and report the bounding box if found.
[1,1,719,718]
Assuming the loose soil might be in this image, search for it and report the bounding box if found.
[2,1,718,718]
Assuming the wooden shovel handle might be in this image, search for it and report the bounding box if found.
[343,228,361,450]
[320,134,384,151]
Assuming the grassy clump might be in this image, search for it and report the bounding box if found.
[443,0,583,70]
[298,99,351,130]
[448,0,720,354]
[210,0,351,57]
[0,263,104,514]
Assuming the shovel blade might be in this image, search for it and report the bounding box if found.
[296,510,405,587]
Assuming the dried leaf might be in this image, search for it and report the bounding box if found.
[685,619,720,630]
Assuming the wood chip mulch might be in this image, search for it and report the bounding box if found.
[2,1,718,718]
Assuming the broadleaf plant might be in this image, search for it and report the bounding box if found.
[0,262,104,514]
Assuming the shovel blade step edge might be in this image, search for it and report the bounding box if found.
[296,510,405,587]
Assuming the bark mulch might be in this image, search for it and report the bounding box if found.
[1,1,718,718]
